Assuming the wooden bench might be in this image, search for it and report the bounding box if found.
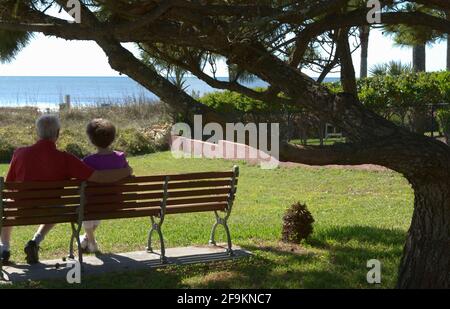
[0,166,239,276]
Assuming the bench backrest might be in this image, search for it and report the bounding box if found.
[0,167,239,227]
[84,168,238,221]
[0,179,83,227]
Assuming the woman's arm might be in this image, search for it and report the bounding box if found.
[88,166,133,183]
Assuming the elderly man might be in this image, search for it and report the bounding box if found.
[0,114,132,265]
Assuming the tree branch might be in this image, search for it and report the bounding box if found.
[114,0,178,34]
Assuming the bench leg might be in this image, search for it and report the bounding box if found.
[68,234,75,259]
[0,230,3,280]
[0,255,3,281]
[146,216,167,264]
[209,222,219,246]
[70,223,84,271]
[209,211,233,256]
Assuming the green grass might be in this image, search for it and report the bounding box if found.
[0,152,413,288]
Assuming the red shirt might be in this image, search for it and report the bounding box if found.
[6,140,94,182]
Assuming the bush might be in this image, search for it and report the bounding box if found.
[65,143,88,159]
[437,109,450,144]
[282,202,315,244]
[115,127,157,155]
[356,71,449,133]
[57,129,92,158]
[0,137,16,163]
[200,88,302,115]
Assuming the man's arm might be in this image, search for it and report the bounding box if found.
[66,153,132,183]
[88,166,133,183]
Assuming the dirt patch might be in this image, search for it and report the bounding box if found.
[278,161,390,172]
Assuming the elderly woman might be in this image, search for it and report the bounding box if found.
[0,114,132,265]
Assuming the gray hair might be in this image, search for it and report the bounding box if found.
[36,114,61,140]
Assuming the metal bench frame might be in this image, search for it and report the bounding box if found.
[209,166,238,255]
[146,176,170,263]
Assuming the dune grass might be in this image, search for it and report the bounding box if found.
[0,152,413,288]
[0,104,169,162]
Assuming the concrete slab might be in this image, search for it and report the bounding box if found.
[0,245,251,283]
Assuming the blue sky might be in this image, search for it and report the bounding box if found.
[0,29,446,78]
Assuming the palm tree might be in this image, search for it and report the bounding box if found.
[447,11,450,71]
[359,26,370,78]
[383,4,444,73]
[412,44,426,72]
[369,61,413,76]
[0,30,31,63]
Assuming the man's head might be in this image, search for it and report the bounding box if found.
[36,114,61,142]
[86,118,117,149]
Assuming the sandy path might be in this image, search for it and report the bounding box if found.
[277,161,390,172]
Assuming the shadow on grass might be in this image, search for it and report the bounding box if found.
[2,226,407,289]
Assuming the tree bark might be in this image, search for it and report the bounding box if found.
[397,179,450,288]
[337,28,358,96]
[447,33,450,71]
[447,11,450,71]
[359,26,370,78]
[413,44,426,72]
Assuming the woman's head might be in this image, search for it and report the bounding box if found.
[86,118,116,149]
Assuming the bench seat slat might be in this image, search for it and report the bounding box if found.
[4,206,79,217]
[86,171,235,187]
[84,202,227,221]
[84,188,232,204]
[4,180,82,190]
[168,188,231,198]
[4,197,80,208]
[85,196,229,211]
[165,202,228,214]
[85,180,235,195]
[2,214,78,227]
[4,188,80,200]
[84,207,160,221]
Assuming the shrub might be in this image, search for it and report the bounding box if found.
[356,71,449,133]
[282,202,315,244]
[0,137,16,163]
[57,128,92,158]
[200,88,302,115]
[437,109,450,144]
[65,143,88,159]
[115,127,156,155]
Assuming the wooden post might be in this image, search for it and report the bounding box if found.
[64,95,71,109]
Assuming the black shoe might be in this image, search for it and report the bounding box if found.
[1,250,11,265]
[24,240,39,264]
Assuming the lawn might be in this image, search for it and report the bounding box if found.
[0,151,413,288]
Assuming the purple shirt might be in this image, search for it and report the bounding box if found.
[83,151,128,171]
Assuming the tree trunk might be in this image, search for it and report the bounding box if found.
[447,34,450,71]
[359,26,370,78]
[447,11,450,71]
[413,44,426,72]
[397,179,450,288]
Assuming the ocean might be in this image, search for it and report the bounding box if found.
[0,76,339,108]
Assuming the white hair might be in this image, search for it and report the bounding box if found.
[36,114,61,140]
